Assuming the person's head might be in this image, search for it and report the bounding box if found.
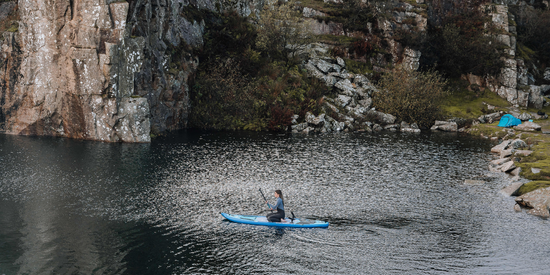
[274,190,283,201]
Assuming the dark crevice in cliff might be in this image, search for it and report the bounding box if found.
[69,0,74,21]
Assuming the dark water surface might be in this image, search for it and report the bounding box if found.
[0,131,548,274]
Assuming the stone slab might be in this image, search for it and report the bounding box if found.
[500,181,524,196]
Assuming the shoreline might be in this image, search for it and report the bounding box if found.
[466,118,550,218]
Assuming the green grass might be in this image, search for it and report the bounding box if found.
[515,132,550,182]
[441,79,510,119]
[467,122,509,138]
[315,34,361,46]
[517,181,550,196]
[344,58,373,74]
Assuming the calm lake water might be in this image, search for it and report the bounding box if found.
[0,130,548,274]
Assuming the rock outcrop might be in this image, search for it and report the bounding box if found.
[291,53,410,133]
[0,0,264,142]
[463,3,550,109]
[1,1,154,142]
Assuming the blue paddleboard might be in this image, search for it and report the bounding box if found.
[221,213,329,228]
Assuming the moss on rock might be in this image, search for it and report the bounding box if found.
[517,181,550,196]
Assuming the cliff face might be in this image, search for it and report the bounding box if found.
[1,0,547,142]
[0,0,261,142]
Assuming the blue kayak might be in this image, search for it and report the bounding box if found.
[221,213,329,228]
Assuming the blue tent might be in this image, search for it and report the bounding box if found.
[498,114,522,127]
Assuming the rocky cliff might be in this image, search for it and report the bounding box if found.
[0,0,262,142]
[1,0,548,142]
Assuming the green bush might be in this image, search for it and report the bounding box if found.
[372,66,448,128]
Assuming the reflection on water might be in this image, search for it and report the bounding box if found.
[0,131,549,274]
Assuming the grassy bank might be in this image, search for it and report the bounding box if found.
[466,119,550,196]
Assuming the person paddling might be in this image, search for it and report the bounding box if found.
[266,190,285,222]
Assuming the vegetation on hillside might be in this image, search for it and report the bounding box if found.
[189,5,327,131]
[420,0,506,77]
[0,2,18,33]
[513,6,550,76]
[373,66,448,128]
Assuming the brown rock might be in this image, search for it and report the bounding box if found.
[516,187,550,218]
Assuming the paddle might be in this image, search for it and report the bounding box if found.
[259,188,273,213]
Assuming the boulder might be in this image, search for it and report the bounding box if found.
[491,140,512,153]
[508,138,527,149]
[478,112,502,123]
[365,110,396,125]
[337,57,346,68]
[514,121,542,131]
[311,58,340,74]
[358,98,373,108]
[500,149,514,158]
[335,94,352,107]
[500,160,516,172]
[430,121,458,132]
[324,101,340,113]
[291,114,299,124]
[333,121,345,131]
[532,112,548,120]
[510,167,522,176]
[373,124,383,131]
[515,150,533,156]
[303,126,315,134]
[500,181,524,196]
[334,79,356,96]
[515,187,550,218]
[400,121,421,133]
[491,157,511,166]
[291,122,308,132]
[305,112,325,126]
[384,124,400,131]
[517,112,532,121]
